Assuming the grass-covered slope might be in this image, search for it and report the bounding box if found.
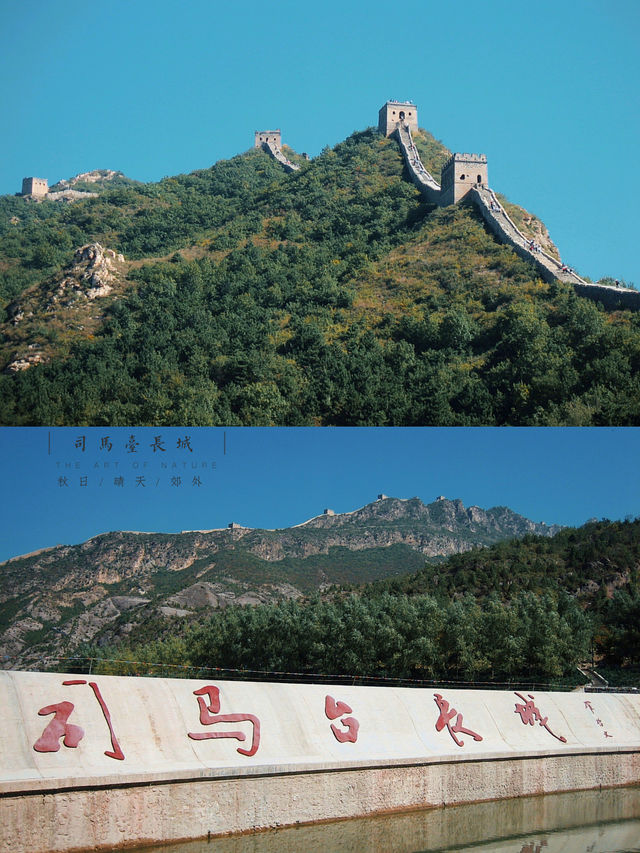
[1,129,639,425]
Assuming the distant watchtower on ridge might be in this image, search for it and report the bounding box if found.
[255,130,282,148]
[440,153,488,206]
[378,100,418,137]
[21,177,48,197]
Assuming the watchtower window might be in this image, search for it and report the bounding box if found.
[399,110,405,120]
[477,174,482,183]
[460,174,466,180]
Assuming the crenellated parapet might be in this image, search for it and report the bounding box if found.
[378,100,418,136]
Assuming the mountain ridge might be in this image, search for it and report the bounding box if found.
[0,495,561,668]
[2,127,639,425]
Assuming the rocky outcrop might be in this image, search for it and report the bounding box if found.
[5,345,45,373]
[51,242,125,302]
[4,243,127,373]
[54,169,124,188]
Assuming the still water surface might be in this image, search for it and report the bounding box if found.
[126,786,640,853]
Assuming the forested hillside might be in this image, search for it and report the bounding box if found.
[0,495,558,670]
[1,129,639,425]
[66,518,640,687]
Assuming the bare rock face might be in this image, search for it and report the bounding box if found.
[51,242,124,302]
[3,242,127,375]
[5,347,45,373]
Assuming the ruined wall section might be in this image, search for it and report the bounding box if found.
[262,139,300,173]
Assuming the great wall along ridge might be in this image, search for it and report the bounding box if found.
[257,101,640,310]
[21,101,638,308]
[2,669,640,851]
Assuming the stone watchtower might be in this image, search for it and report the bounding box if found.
[21,177,48,197]
[440,154,488,206]
[255,130,282,148]
[378,101,418,137]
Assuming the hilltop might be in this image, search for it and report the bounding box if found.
[0,495,559,668]
[1,126,639,425]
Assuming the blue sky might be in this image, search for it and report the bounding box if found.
[1,0,638,286]
[0,427,638,563]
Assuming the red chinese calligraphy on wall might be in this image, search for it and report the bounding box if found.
[188,685,260,757]
[514,692,567,743]
[32,680,124,760]
[325,695,359,743]
[33,701,84,752]
[584,699,614,739]
[433,693,483,748]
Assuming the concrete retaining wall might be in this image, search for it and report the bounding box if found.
[2,670,640,851]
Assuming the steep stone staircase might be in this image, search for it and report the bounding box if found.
[395,123,441,203]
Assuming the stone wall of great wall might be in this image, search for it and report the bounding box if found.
[383,110,640,310]
[255,130,300,173]
[2,670,640,852]
[21,103,637,308]
[395,123,441,204]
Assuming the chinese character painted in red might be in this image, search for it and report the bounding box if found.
[325,695,359,743]
[33,680,124,760]
[33,701,84,752]
[188,685,260,757]
[514,692,567,743]
[433,693,483,748]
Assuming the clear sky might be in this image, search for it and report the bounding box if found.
[0,427,638,564]
[1,0,638,286]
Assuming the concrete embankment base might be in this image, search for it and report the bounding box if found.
[3,752,640,852]
[3,671,640,852]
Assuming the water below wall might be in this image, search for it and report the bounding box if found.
[116,786,640,853]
